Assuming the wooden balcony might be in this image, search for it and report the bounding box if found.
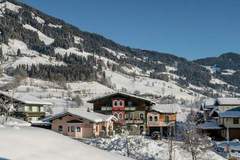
[101,106,136,111]
[125,107,136,111]
[101,107,112,111]
[147,121,175,127]
[25,112,46,117]
[125,119,144,124]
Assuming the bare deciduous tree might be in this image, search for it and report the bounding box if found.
[0,74,25,124]
[182,110,211,160]
[73,95,84,107]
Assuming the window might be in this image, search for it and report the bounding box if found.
[77,127,81,132]
[25,106,29,112]
[128,101,132,107]
[165,116,169,123]
[125,113,129,120]
[114,112,118,119]
[114,101,118,106]
[68,126,70,132]
[129,113,133,120]
[154,116,158,122]
[149,116,153,121]
[140,113,144,120]
[96,125,98,132]
[40,107,44,112]
[119,101,123,106]
[119,113,123,119]
[71,126,75,132]
[233,118,239,124]
[102,126,106,131]
[31,117,39,121]
[140,126,144,134]
[58,125,63,132]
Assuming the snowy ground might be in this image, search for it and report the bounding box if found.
[83,135,226,160]
[0,126,132,160]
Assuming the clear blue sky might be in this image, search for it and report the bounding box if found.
[21,0,240,60]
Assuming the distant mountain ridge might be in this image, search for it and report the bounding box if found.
[0,0,240,99]
[194,52,240,70]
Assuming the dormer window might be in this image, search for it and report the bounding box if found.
[119,101,123,106]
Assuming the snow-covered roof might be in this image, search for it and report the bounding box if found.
[205,98,216,106]
[15,94,53,105]
[0,91,52,105]
[87,92,155,104]
[219,111,240,118]
[198,120,222,130]
[216,141,240,152]
[150,103,181,113]
[217,98,240,106]
[48,109,116,123]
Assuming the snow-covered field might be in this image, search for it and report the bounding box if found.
[83,135,226,160]
[0,126,132,160]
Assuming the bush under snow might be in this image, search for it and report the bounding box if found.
[83,135,226,160]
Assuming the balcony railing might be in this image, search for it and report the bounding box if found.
[101,107,112,111]
[101,106,136,111]
[147,121,175,127]
[125,119,144,124]
[125,107,136,111]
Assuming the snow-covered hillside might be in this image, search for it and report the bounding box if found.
[23,24,54,45]
[1,39,65,68]
[105,70,202,101]
[9,77,114,114]
[0,37,206,106]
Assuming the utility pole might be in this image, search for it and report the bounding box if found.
[169,126,173,160]
[226,126,230,159]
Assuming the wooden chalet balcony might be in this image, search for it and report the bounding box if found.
[101,107,112,111]
[101,106,136,111]
[147,121,175,127]
[25,112,46,117]
[125,119,144,124]
[125,107,136,111]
